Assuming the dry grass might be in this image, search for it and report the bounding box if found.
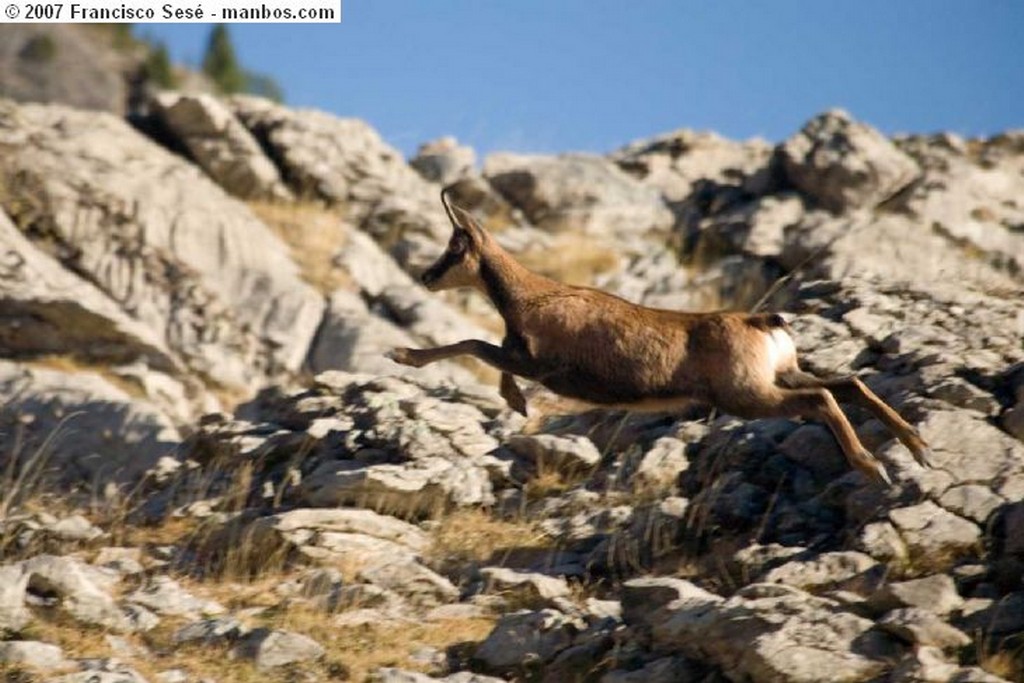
[249,200,353,295]
[428,508,552,567]
[27,354,148,400]
[516,233,622,287]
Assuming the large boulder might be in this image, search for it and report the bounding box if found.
[652,583,901,682]
[0,99,324,390]
[227,95,451,270]
[0,360,180,485]
[150,92,291,201]
[779,109,920,213]
[484,153,674,239]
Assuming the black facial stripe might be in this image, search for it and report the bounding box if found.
[423,247,464,283]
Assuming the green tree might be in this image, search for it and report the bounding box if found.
[202,24,246,94]
[144,41,177,89]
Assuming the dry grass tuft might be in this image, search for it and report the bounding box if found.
[428,508,552,567]
[249,200,353,295]
[516,233,622,287]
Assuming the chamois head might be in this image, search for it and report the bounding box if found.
[420,186,489,292]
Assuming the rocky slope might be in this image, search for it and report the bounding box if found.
[0,91,1021,683]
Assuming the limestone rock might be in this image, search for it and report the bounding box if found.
[410,136,476,185]
[761,551,881,594]
[0,360,181,485]
[151,92,291,200]
[0,640,69,670]
[228,95,450,270]
[507,434,602,477]
[479,567,572,605]
[0,99,324,389]
[126,577,224,618]
[474,609,583,673]
[780,109,919,212]
[232,628,325,669]
[878,608,971,651]
[888,502,981,567]
[484,153,674,239]
[358,559,458,607]
[652,584,900,682]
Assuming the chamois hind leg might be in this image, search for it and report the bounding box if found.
[743,386,892,485]
[388,340,537,377]
[778,370,930,466]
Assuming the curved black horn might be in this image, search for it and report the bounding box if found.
[440,184,460,229]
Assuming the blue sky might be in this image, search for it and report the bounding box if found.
[139,1,1023,160]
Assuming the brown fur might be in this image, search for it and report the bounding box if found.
[388,192,931,485]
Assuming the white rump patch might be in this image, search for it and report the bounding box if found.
[766,328,798,373]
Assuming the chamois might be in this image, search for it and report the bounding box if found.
[387,187,930,485]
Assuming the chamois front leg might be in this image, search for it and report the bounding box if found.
[387,340,538,378]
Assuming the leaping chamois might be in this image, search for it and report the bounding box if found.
[387,187,930,485]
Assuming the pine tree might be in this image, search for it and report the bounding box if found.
[202,24,245,94]
[144,41,177,89]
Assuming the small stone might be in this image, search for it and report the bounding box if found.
[879,608,972,651]
[0,640,69,669]
[232,628,325,669]
[873,574,964,616]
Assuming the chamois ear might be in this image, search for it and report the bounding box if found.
[440,185,487,243]
[450,205,487,242]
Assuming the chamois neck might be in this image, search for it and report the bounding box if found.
[477,244,551,317]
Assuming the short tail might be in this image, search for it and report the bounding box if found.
[746,312,791,332]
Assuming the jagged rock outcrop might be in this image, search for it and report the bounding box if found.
[226,95,452,270]
[150,92,291,201]
[484,152,675,240]
[0,99,324,391]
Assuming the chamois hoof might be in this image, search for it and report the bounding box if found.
[857,452,893,487]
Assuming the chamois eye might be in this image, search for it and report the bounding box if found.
[450,234,467,255]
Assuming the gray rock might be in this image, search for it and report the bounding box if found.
[958,592,1024,636]
[484,153,674,239]
[479,567,572,605]
[232,628,325,669]
[0,99,324,390]
[173,617,244,645]
[228,95,450,270]
[409,136,476,185]
[22,555,143,632]
[856,522,910,563]
[653,583,900,683]
[126,576,224,618]
[611,128,774,203]
[621,577,721,628]
[888,502,981,568]
[358,559,458,607]
[373,669,505,683]
[938,485,1006,525]
[151,92,291,201]
[761,551,881,593]
[878,608,971,650]
[474,609,583,673]
[601,656,705,683]
[631,436,689,494]
[0,640,69,669]
[872,574,964,616]
[507,434,602,477]
[0,209,177,374]
[0,361,182,485]
[780,109,919,212]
